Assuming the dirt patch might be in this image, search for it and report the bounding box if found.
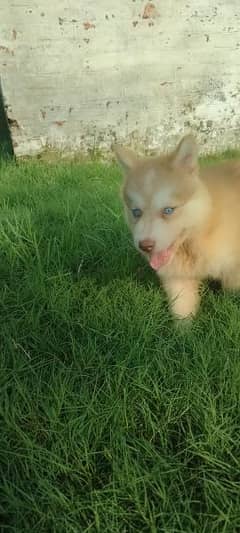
[142,3,158,19]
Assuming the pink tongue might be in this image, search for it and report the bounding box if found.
[149,248,172,271]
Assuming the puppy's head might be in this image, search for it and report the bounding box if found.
[114,135,207,271]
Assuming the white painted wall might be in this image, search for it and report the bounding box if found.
[1,1,240,156]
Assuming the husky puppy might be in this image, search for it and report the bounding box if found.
[115,135,240,320]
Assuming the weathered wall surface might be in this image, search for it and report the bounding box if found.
[1,1,240,156]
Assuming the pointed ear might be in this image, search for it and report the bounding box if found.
[172,135,198,171]
[113,144,138,172]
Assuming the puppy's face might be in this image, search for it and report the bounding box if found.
[115,135,205,271]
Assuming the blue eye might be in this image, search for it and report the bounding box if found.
[132,208,142,218]
[163,207,175,215]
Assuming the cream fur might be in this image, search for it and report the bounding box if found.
[114,135,240,321]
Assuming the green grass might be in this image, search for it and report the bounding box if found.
[1,156,240,532]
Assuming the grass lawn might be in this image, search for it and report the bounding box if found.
[1,155,240,532]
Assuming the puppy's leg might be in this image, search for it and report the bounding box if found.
[163,278,200,321]
[222,272,240,291]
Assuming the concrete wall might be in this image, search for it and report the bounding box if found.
[1,0,240,157]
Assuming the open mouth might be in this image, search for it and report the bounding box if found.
[149,243,175,271]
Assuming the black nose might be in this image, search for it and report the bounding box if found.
[139,239,155,253]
